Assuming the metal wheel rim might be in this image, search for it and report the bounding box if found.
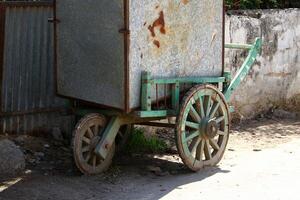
[176,85,230,171]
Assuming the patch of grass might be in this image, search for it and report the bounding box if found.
[125,128,167,154]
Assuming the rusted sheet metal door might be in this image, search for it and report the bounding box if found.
[128,0,224,109]
[56,0,125,110]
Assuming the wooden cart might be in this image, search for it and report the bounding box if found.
[52,0,262,174]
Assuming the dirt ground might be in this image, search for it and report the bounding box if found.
[1,118,300,200]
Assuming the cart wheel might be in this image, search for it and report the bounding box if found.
[116,124,133,152]
[72,114,115,175]
[176,85,230,171]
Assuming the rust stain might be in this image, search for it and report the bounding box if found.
[181,0,189,5]
[153,40,160,48]
[148,11,166,37]
[147,3,191,52]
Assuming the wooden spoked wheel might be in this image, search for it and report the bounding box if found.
[176,85,230,171]
[72,114,115,175]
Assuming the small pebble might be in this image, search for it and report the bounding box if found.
[253,149,262,152]
[34,152,45,157]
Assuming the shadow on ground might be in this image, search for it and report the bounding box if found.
[0,154,230,200]
[2,118,300,200]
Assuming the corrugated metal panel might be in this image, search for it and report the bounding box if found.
[1,5,73,134]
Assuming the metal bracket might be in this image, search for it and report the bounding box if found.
[118,28,130,34]
[47,17,60,23]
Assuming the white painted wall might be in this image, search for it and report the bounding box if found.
[225,9,300,119]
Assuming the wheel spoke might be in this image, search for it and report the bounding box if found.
[185,121,200,130]
[216,116,225,124]
[94,125,99,136]
[92,155,97,169]
[189,138,201,155]
[85,151,91,162]
[196,139,205,161]
[209,138,220,150]
[218,130,226,136]
[196,95,205,119]
[204,140,212,160]
[82,146,90,153]
[209,102,220,118]
[184,130,200,142]
[189,105,201,123]
[87,127,94,138]
[82,136,91,144]
[205,95,212,117]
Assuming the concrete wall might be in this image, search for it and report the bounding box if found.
[225,9,300,119]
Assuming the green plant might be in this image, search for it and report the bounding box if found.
[125,128,167,154]
[226,0,280,9]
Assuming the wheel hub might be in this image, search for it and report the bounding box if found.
[201,118,218,139]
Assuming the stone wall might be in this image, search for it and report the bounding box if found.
[225,9,300,119]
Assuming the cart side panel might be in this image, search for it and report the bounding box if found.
[129,0,224,109]
[56,0,125,109]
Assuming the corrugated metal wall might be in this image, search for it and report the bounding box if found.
[0,2,73,135]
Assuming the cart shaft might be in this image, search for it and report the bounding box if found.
[223,37,262,101]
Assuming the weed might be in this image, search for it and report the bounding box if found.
[125,128,167,154]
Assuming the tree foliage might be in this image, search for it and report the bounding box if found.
[226,0,280,9]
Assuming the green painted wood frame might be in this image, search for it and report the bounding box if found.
[139,37,262,118]
[139,73,226,118]
[223,37,262,100]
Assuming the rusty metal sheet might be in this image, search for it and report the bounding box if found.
[56,0,125,110]
[128,0,224,109]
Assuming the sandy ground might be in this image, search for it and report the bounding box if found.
[0,118,300,200]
